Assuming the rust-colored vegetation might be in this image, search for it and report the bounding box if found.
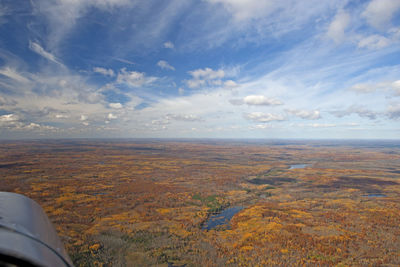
[1,140,400,266]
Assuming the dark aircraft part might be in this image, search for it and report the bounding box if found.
[0,192,74,267]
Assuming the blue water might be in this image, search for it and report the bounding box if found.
[289,164,309,169]
[202,206,244,230]
[363,193,387,197]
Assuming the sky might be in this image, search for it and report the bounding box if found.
[0,0,399,139]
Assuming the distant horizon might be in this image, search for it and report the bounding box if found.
[1,137,399,142]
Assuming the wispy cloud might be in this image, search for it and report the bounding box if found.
[29,41,63,65]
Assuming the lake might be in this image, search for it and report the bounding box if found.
[202,206,244,230]
[289,164,309,169]
[363,193,387,197]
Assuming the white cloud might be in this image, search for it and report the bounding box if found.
[166,114,203,122]
[107,113,117,119]
[243,95,282,106]
[362,0,400,30]
[349,80,400,95]
[163,41,174,49]
[93,67,115,77]
[326,10,350,44]
[190,67,225,80]
[178,87,184,95]
[80,115,88,121]
[109,102,123,109]
[350,83,379,93]
[251,124,274,129]
[358,34,390,49]
[0,114,19,122]
[116,68,157,87]
[33,0,132,49]
[206,0,279,22]
[244,112,285,123]
[224,80,238,88]
[286,109,321,120]
[112,57,135,65]
[55,114,68,119]
[331,106,378,120]
[186,67,225,88]
[307,123,336,128]
[393,80,400,95]
[157,60,175,71]
[29,41,62,65]
[0,67,30,84]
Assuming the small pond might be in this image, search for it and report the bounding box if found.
[363,193,387,197]
[289,164,309,169]
[202,206,244,230]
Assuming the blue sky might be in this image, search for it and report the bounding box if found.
[0,0,399,139]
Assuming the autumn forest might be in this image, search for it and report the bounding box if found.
[1,139,400,266]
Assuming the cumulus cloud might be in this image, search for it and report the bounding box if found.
[243,95,282,106]
[326,10,350,44]
[0,114,56,132]
[109,102,123,109]
[116,68,157,87]
[244,112,285,123]
[166,114,203,122]
[286,109,321,120]
[224,80,238,88]
[0,114,19,122]
[157,60,175,71]
[55,114,68,119]
[186,67,225,88]
[163,41,174,49]
[93,67,115,77]
[331,106,378,120]
[29,41,62,65]
[107,113,117,119]
[362,0,400,30]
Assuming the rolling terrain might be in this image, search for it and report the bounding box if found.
[1,139,400,266]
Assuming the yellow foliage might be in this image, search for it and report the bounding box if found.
[89,243,101,251]
[240,245,253,251]
[157,208,172,215]
[281,248,289,254]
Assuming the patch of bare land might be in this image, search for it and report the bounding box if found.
[1,139,400,266]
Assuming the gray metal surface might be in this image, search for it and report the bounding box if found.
[0,192,74,267]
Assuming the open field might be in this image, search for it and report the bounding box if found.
[1,139,400,266]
